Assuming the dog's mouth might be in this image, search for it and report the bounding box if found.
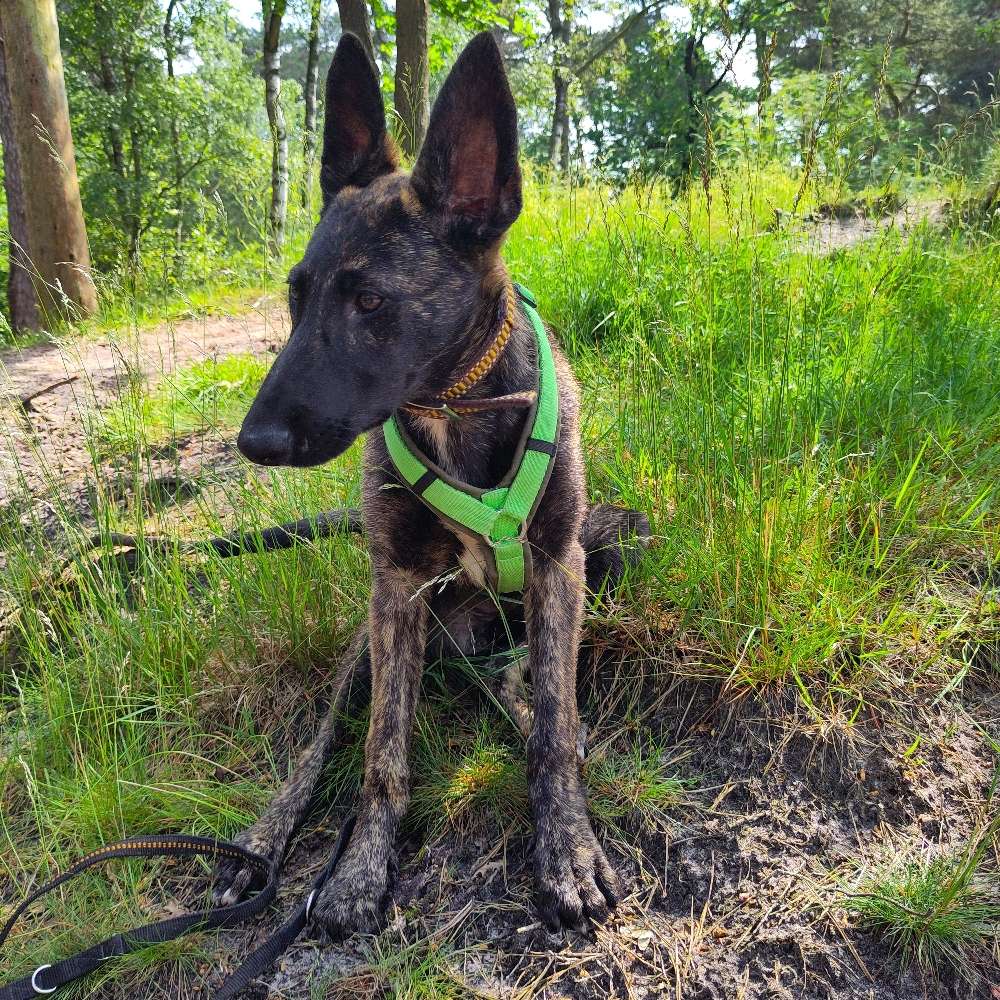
[242,410,396,469]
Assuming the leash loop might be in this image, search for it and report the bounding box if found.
[0,821,355,1000]
[29,968,54,996]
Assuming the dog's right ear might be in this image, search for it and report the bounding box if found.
[410,32,521,246]
[320,33,398,208]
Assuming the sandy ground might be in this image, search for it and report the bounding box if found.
[798,199,947,253]
[0,295,287,506]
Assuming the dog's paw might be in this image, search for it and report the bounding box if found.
[309,842,395,940]
[534,815,619,932]
[212,826,281,906]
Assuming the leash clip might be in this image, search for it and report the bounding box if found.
[31,965,56,995]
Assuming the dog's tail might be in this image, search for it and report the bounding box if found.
[580,503,651,595]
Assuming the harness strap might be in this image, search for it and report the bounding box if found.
[383,284,559,593]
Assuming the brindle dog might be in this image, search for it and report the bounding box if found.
[215,31,649,935]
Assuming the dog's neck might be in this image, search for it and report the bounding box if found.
[400,277,536,488]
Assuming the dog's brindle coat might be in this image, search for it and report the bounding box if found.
[215,31,648,935]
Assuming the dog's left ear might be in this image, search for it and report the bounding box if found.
[410,32,522,245]
[320,33,398,208]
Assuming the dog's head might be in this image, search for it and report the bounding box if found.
[237,32,522,467]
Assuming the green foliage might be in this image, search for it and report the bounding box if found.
[58,0,268,276]
[579,16,707,182]
[841,822,1000,982]
[98,352,270,452]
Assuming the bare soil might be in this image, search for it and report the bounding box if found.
[0,295,288,508]
[796,199,947,254]
[118,669,1000,1000]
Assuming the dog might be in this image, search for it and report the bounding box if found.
[215,31,649,935]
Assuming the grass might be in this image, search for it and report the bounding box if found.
[97,352,270,451]
[840,820,1000,984]
[1,161,999,995]
[314,937,470,1000]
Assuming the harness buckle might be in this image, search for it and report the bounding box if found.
[486,513,526,548]
[32,965,56,995]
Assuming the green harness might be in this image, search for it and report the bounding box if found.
[382,285,558,593]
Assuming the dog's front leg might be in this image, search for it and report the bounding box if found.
[527,541,619,931]
[310,568,428,937]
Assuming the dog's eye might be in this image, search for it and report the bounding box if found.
[355,291,383,314]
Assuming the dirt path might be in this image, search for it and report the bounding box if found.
[0,297,287,506]
[800,198,947,253]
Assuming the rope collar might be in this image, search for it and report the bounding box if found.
[399,281,530,420]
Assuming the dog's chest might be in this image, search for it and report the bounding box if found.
[410,415,495,590]
[453,528,491,590]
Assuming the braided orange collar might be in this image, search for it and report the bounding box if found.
[399,282,534,420]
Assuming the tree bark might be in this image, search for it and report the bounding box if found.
[546,0,572,172]
[164,0,185,266]
[263,0,288,256]
[0,0,96,322]
[301,0,322,212]
[393,0,429,158]
[336,0,375,65]
[0,30,40,331]
[681,33,700,182]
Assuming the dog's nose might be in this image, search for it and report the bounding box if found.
[237,422,295,465]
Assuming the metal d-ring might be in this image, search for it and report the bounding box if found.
[32,964,56,995]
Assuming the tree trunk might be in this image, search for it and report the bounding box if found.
[263,0,288,256]
[301,0,322,212]
[123,58,143,261]
[0,30,40,331]
[0,0,96,322]
[393,0,429,159]
[546,0,571,172]
[335,0,375,65]
[681,33,699,183]
[164,0,184,267]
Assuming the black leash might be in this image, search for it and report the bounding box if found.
[0,818,355,1000]
[67,507,364,565]
[214,816,354,1000]
[0,511,365,997]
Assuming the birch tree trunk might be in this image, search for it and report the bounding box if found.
[546,0,572,172]
[394,0,429,158]
[0,0,96,321]
[0,29,40,331]
[164,0,184,268]
[301,0,322,213]
[263,0,288,256]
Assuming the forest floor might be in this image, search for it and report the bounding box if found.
[0,293,286,507]
[1,198,997,1000]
